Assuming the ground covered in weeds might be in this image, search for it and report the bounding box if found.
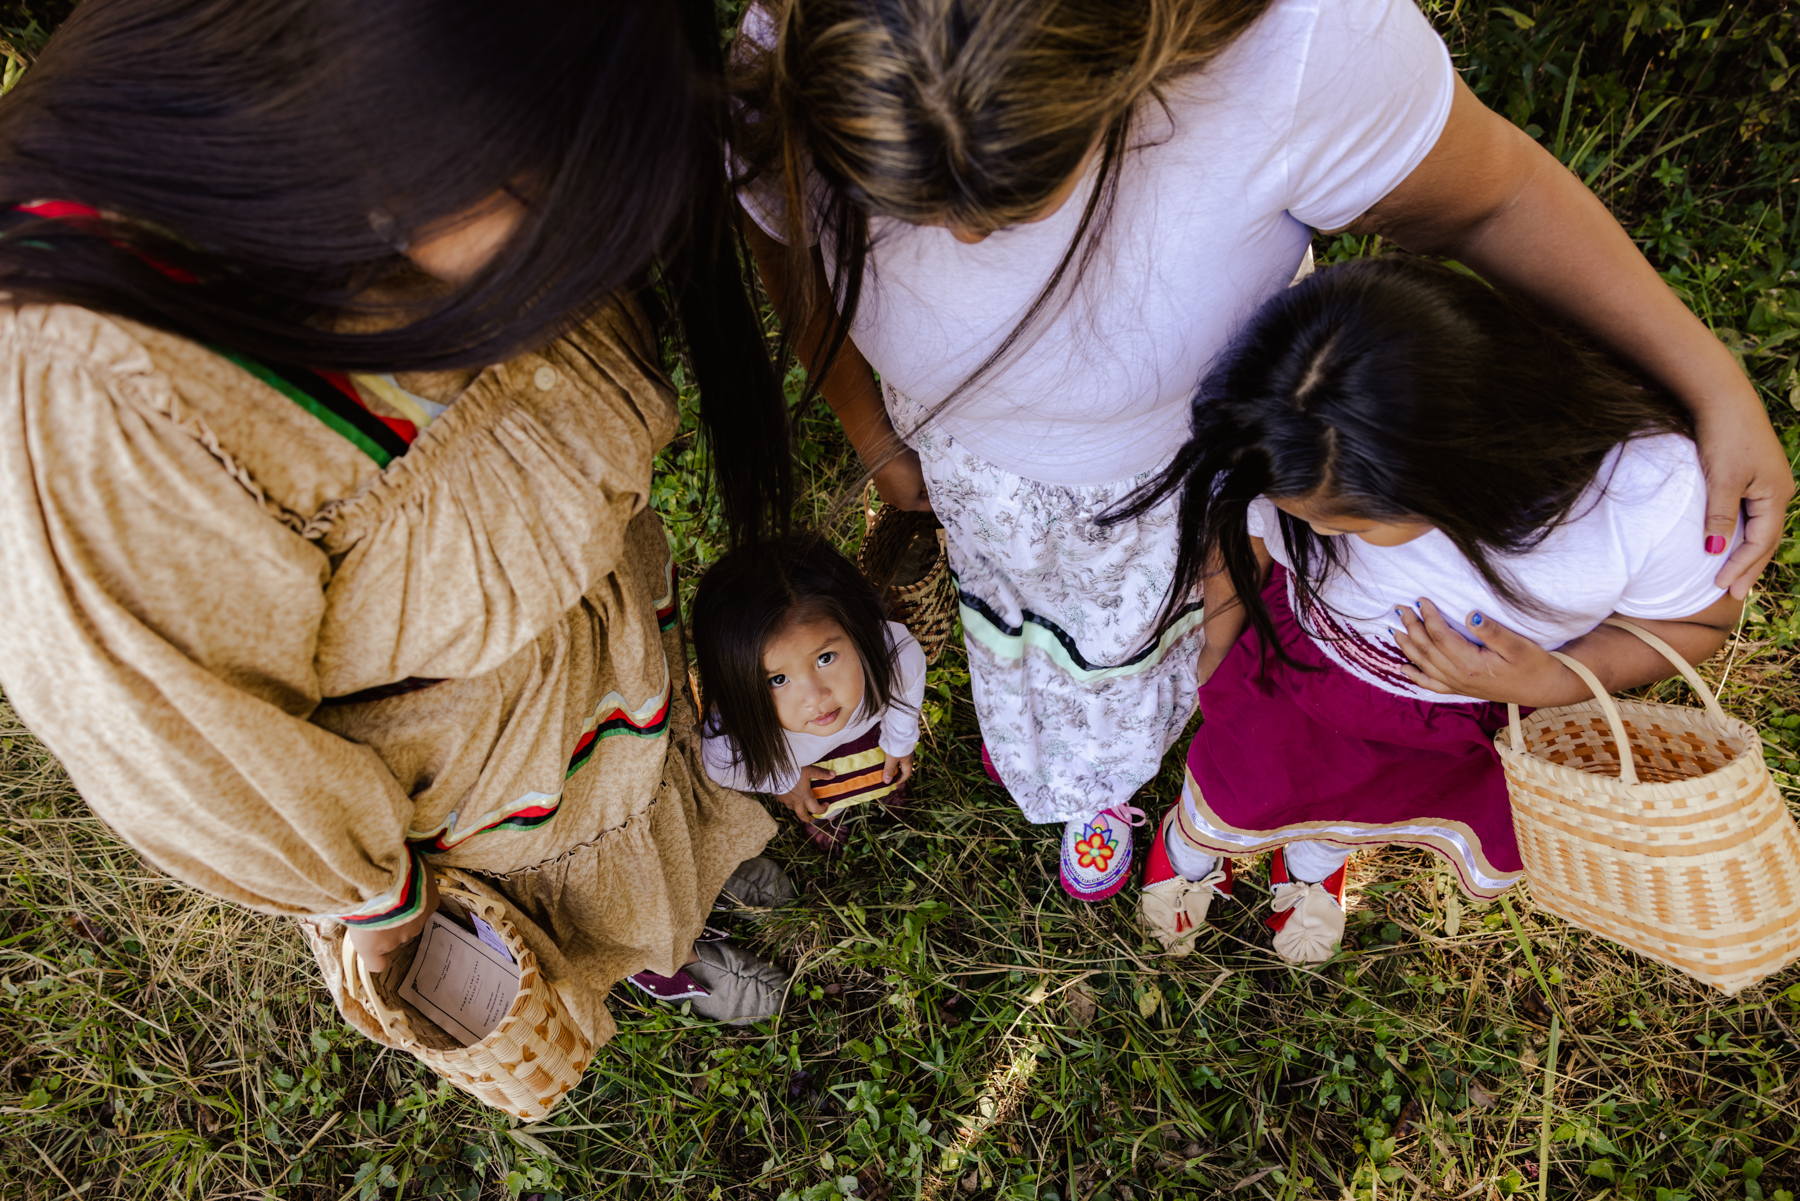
[3,1,1800,1198]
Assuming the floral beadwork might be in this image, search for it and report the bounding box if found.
[1072,824,1118,873]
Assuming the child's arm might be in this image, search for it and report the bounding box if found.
[702,715,831,820]
[1344,76,1790,600]
[1194,538,1274,687]
[1393,593,1745,708]
[877,626,928,786]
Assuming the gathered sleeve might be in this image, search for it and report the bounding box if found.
[307,307,676,694]
[0,311,422,926]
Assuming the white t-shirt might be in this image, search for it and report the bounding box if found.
[701,621,928,793]
[1246,434,1735,703]
[740,0,1454,485]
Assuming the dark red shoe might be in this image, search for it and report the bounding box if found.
[876,778,910,813]
[806,816,849,852]
[626,967,709,1002]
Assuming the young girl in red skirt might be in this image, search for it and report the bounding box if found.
[1119,257,1748,963]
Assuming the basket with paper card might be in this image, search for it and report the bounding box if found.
[322,872,594,1120]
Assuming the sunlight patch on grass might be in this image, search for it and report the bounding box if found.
[922,1035,1042,1198]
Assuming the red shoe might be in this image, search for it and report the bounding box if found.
[1140,807,1234,955]
[805,816,849,852]
[1264,847,1347,965]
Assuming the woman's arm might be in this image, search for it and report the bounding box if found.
[1393,591,1744,707]
[0,341,437,968]
[740,212,932,511]
[1195,538,1274,686]
[1346,77,1791,600]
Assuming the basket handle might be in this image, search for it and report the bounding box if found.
[1600,617,1728,724]
[341,930,420,1047]
[1503,619,1727,782]
[1507,651,1640,786]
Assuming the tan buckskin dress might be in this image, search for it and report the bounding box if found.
[0,298,776,1051]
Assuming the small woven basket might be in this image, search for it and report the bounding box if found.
[858,501,957,665]
[338,873,595,1120]
[1499,618,1800,996]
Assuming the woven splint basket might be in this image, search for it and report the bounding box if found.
[858,501,957,665]
[1499,618,1800,996]
[338,873,594,1119]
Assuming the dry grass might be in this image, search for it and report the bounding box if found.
[3,607,1800,1199]
[3,2,1800,1198]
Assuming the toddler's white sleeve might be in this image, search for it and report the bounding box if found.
[877,622,929,759]
[700,722,753,791]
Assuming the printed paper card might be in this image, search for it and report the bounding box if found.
[397,912,520,1044]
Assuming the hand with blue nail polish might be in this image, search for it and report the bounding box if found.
[1387,597,1578,705]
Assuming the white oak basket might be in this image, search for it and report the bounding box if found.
[1499,618,1800,996]
[336,873,594,1119]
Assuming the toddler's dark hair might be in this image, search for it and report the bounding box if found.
[691,531,899,791]
[1113,255,1690,663]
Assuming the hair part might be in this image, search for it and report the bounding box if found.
[729,0,1272,473]
[1111,254,1692,664]
[0,0,791,540]
[691,531,906,791]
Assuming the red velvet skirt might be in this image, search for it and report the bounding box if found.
[1176,567,1524,898]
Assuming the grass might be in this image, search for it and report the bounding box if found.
[4,1,1800,1199]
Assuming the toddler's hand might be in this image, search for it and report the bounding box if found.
[776,765,836,823]
[1390,599,1573,706]
[882,751,914,786]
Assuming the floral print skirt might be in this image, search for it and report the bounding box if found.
[890,386,1204,824]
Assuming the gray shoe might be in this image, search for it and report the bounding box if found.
[685,938,791,1026]
[714,857,797,912]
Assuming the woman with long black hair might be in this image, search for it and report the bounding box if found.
[0,0,797,1050]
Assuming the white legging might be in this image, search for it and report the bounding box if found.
[1165,825,1352,884]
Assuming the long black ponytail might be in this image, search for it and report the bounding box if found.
[1110,255,1690,661]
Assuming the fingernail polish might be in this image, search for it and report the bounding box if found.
[1705,535,1726,555]
[1470,612,1484,626]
